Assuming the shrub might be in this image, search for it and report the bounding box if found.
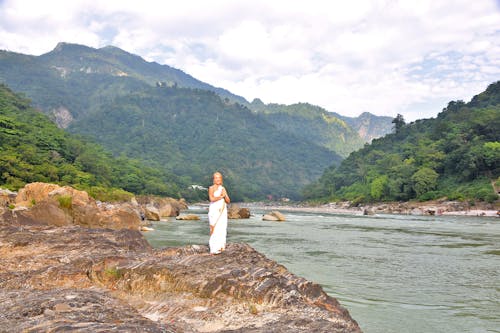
[84,186,134,202]
[418,191,439,202]
[57,195,72,209]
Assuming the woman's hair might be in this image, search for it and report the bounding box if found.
[213,171,223,179]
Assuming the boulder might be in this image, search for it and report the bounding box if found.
[0,188,17,207]
[10,183,141,230]
[144,204,161,221]
[262,211,286,221]
[228,204,251,219]
[136,195,188,217]
[176,214,200,220]
[15,182,61,207]
[363,208,375,215]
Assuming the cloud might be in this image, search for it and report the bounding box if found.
[1,0,499,120]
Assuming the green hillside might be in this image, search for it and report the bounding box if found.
[0,43,344,200]
[70,86,339,200]
[250,100,366,157]
[303,82,500,204]
[0,83,183,200]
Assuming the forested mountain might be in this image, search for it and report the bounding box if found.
[303,82,500,204]
[0,84,183,200]
[249,100,392,157]
[0,42,391,200]
[249,100,364,157]
[69,85,338,200]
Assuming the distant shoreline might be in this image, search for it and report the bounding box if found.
[231,201,500,218]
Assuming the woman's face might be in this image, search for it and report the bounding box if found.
[213,173,223,185]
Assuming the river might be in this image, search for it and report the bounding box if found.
[144,207,500,333]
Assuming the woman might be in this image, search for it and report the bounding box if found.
[208,172,231,254]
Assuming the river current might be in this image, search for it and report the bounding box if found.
[144,207,500,333]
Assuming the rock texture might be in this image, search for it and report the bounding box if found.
[228,204,251,219]
[137,195,188,217]
[176,214,201,220]
[7,182,141,230]
[0,220,361,332]
[262,211,286,221]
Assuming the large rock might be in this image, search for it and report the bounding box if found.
[137,195,188,217]
[228,204,251,219]
[10,182,141,230]
[176,214,200,220]
[0,223,362,333]
[0,188,17,207]
[263,210,286,221]
[144,204,161,221]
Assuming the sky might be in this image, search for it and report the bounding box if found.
[1,0,500,121]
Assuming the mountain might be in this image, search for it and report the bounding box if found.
[0,83,183,199]
[249,100,393,157]
[303,82,500,204]
[337,112,393,143]
[0,43,344,200]
[249,100,364,157]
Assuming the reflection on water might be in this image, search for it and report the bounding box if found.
[144,208,500,333]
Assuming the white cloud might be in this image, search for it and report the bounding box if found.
[0,0,499,121]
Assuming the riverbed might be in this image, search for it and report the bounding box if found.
[144,208,500,333]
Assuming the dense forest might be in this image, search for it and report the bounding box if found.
[303,82,500,204]
[0,84,188,201]
[250,100,365,157]
[1,43,363,200]
[70,85,339,200]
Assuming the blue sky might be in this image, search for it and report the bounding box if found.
[1,0,499,121]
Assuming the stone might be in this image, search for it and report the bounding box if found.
[144,204,161,221]
[262,214,280,221]
[0,188,17,207]
[176,214,200,220]
[228,204,251,219]
[9,182,141,230]
[363,208,375,215]
[136,195,188,217]
[263,211,286,221]
[0,223,361,333]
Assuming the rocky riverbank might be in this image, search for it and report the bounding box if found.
[0,185,361,332]
[244,199,499,217]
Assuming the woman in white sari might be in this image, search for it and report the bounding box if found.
[208,172,231,254]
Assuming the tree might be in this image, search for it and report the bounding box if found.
[411,167,439,197]
[370,175,388,200]
[392,114,406,133]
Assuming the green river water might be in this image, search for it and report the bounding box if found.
[144,207,500,333]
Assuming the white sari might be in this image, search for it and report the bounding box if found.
[209,185,228,254]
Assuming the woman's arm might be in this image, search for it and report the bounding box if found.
[208,185,225,202]
[221,188,230,204]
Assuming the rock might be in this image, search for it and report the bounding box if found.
[136,195,188,217]
[8,182,141,230]
[262,214,280,221]
[263,211,286,221]
[228,204,251,219]
[363,208,375,215]
[144,204,161,221]
[0,188,17,207]
[0,223,361,333]
[176,214,200,220]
